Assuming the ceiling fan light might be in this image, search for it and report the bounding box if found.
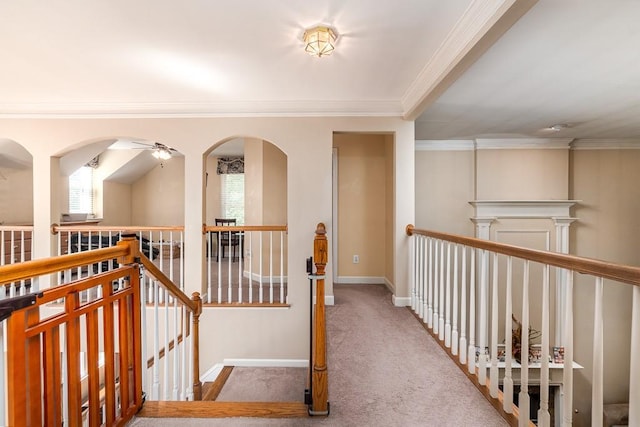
[303,26,337,57]
[152,148,172,160]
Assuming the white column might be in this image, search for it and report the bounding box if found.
[553,217,577,347]
[472,217,494,349]
[183,151,205,296]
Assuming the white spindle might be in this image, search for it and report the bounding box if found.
[259,232,263,303]
[562,270,574,426]
[490,253,499,398]
[415,235,421,317]
[591,276,604,426]
[217,234,222,303]
[452,244,459,356]
[239,230,244,303]
[411,234,417,311]
[249,232,254,304]
[152,280,160,400]
[478,250,488,386]
[439,241,445,340]
[227,231,232,303]
[280,231,285,303]
[422,237,428,321]
[445,242,452,347]
[269,231,274,304]
[172,299,180,400]
[503,256,513,413]
[427,238,433,328]
[467,249,476,375]
[433,240,439,334]
[186,312,194,400]
[164,295,170,400]
[181,306,188,401]
[630,286,640,426]
[538,264,551,426]
[207,233,212,303]
[459,246,467,365]
[519,260,530,427]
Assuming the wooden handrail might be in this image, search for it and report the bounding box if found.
[0,225,34,231]
[310,222,329,416]
[52,224,184,234]
[138,255,198,313]
[406,224,640,287]
[0,245,128,285]
[203,224,288,233]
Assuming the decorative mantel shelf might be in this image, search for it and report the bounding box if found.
[469,200,580,219]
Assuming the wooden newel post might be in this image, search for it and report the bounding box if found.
[117,234,140,265]
[191,292,203,401]
[311,223,329,415]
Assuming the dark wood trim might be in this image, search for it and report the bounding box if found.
[202,366,234,401]
[137,401,309,418]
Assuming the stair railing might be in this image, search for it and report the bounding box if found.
[0,233,201,427]
[407,225,640,427]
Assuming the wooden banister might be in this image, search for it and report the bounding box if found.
[310,223,329,415]
[406,225,640,287]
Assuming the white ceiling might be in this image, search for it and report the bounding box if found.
[1,1,639,143]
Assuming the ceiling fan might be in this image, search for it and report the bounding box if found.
[110,140,177,160]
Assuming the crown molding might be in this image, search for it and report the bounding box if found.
[571,139,640,150]
[0,99,404,119]
[402,0,538,120]
[415,140,475,151]
[475,138,573,149]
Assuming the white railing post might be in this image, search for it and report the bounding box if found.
[418,236,424,319]
[459,246,467,365]
[519,260,530,427]
[503,256,513,414]
[490,253,499,398]
[591,277,604,426]
[539,264,551,427]
[562,270,574,426]
[439,241,445,340]
[411,234,417,311]
[452,244,459,356]
[478,249,488,386]
[421,237,427,320]
[467,249,476,375]
[433,240,439,335]
[445,242,452,347]
[630,286,640,426]
[427,238,433,328]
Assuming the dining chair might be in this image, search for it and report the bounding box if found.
[214,218,240,261]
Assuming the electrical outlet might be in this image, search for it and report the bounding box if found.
[353,255,359,264]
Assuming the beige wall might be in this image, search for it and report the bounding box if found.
[101,181,132,226]
[476,148,569,200]
[1,115,414,372]
[415,145,639,426]
[205,156,223,224]
[131,157,185,226]
[333,133,389,279]
[0,166,33,224]
[570,149,640,424]
[415,149,475,236]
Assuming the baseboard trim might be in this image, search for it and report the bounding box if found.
[200,363,225,382]
[222,358,309,368]
[335,276,385,284]
[392,295,411,307]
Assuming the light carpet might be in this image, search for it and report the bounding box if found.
[129,284,508,426]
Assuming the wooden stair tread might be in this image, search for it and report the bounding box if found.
[137,400,309,418]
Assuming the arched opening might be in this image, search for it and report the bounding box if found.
[204,137,288,304]
[0,139,33,225]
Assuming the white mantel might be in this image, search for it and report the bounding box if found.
[469,200,580,219]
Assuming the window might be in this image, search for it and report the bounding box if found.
[221,173,244,224]
[68,166,94,213]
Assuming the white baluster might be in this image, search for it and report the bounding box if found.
[153,280,160,400]
[490,253,499,398]
[478,250,488,386]
[452,244,459,356]
[503,256,513,413]
[591,276,604,426]
[439,241,445,340]
[280,231,284,303]
[417,236,423,318]
[259,232,263,303]
[467,249,476,375]
[217,233,222,303]
[249,232,254,304]
[238,228,244,303]
[427,238,433,328]
[459,246,467,365]
[519,260,530,427]
[173,299,180,400]
[207,231,212,303]
[538,264,551,427]
[433,240,439,335]
[445,242,452,347]
[228,230,233,303]
[186,312,194,400]
[164,294,170,400]
[562,270,574,426]
[411,234,417,311]
[630,286,640,426]
[269,231,274,304]
[422,237,428,321]
[181,306,188,401]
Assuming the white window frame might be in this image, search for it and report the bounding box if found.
[220,173,244,224]
[68,166,94,214]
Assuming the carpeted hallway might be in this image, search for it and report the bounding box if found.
[129,284,507,426]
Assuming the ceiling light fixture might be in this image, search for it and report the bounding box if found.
[303,25,337,57]
[152,145,172,160]
[549,123,569,132]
